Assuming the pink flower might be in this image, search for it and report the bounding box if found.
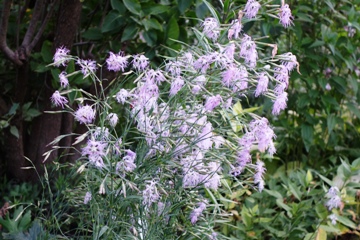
[74,105,96,124]
[53,46,70,66]
[50,90,68,108]
[228,20,242,39]
[204,94,222,111]
[77,59,97,76]
[253,160,266,192]
[244,0,261,19]
[116,89,130,104]
[190,202,207,224]
[272,92,288,115]
[132,54,149,71]
[83,192,92,204]
[107,113,118,127]
[240,35,257,68]
[143,69,166,85]
[202,18,220,41]
[255,72,269,97]
[82,139,107,168]
[325,83,331,90]
[106,51,129,72]
[279,4,294,28]
[169,76,184,96]
[59,72,69,88]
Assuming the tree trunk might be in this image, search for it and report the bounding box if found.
[3,0,82,181]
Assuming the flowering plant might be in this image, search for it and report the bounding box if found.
[45,0,297,238]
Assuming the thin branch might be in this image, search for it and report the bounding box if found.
[28,0,59,51]
[0,0,22,65]
[22,0,45,47]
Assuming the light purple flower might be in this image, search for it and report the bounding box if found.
[165,60,182,76]
[190,201,207,224]
[325,83,331,91]
[228,19,242,39]
[223,43,236,61]
[204,94,222,111]
[197,122,213,150]
[281,52,298,72]
[132,54,149,71]
[53,46,70,66]
[107,113,118,127]
[84,192,92,204]
[325,187,342,210]
[144,69,166,85]
[255,72,269,97]
[77,59,97,76]
[59,71,69,88]
[169,76,184,96]
[279,4,294,28]
[183,171,203,188]
[106,51,129,72]
[74,105,96,124]
[328,214,337,225]
[142,180,160,207]
[116,149,136,173]
[253,160,266,192]
[50,90,68,108]
[194,54,213,73]
[272,92,288,115]
[82,139,107,168]
[192,85,201,94]
[202,17,220,41]
[116,89,130,104]
[240,35,257,68]
[244,0,261,19]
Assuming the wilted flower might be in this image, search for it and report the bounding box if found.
[74,105,96,124]
[53,46,70,66]
[50,90,68,108]
[106,51,129,72]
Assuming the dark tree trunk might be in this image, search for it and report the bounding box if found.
[25,0,82,181]
[2,0,82,181]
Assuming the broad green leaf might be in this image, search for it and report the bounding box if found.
[142,4,168,15]
[276,199,291,212]
[166,16,179,43]
[10,126,19,139]
[301,124,314,152]
[82,28,103,40]
[264,189,283,199]
[102,11,125,33]
[142,30,157,47]
[121,23,138,42]
[327,114,336,135]
[110,0,126,13]
[123,0,141,15]
[346,102,360,119]
[41,41,52,63]
[142,18,163,31]
[8,103,19,116]
[336,215,357,229]
[288,182,302,201]
[177,0,193,14]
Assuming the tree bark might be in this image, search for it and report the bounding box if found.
[25,0,82,180]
